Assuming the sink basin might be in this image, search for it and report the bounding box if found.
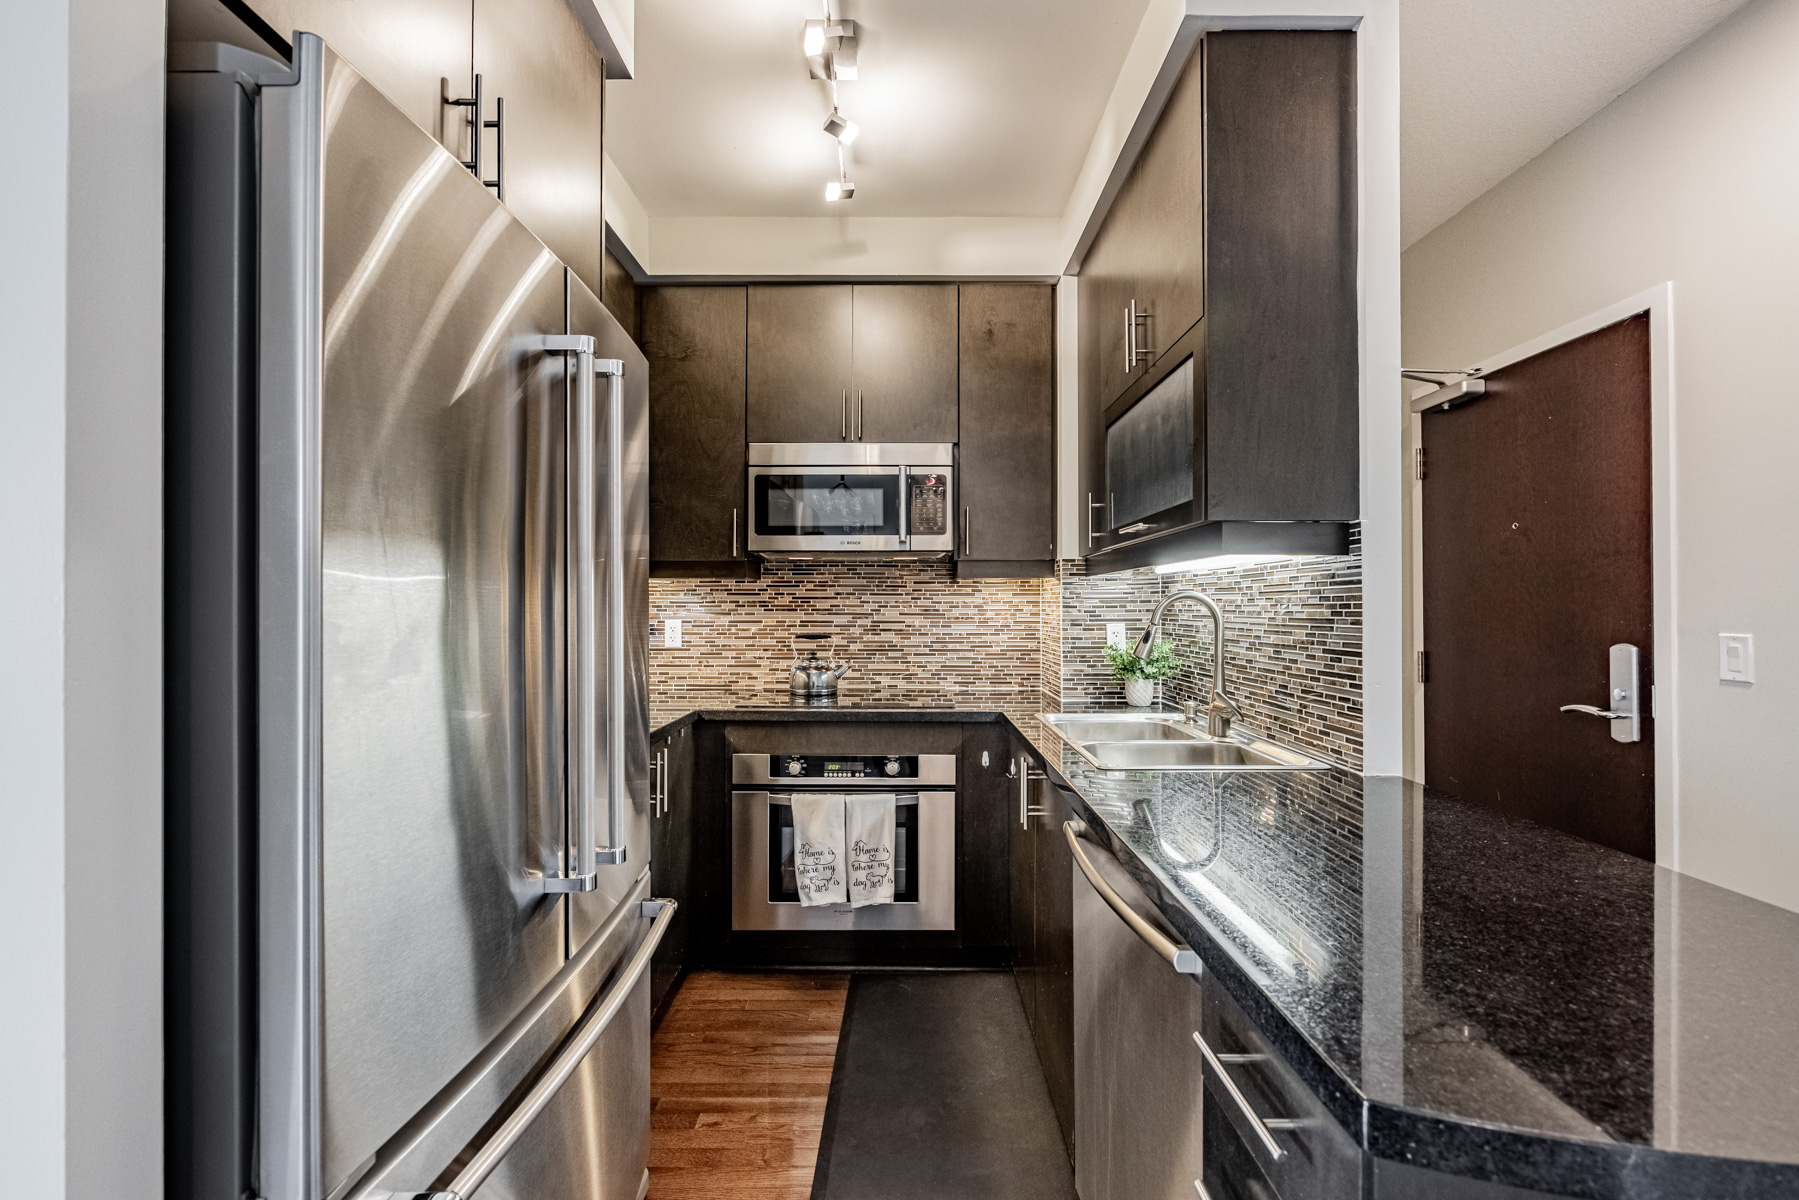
[1039,713,1331,773]
[1041,715,1201,743]
[1083,740,1314,770]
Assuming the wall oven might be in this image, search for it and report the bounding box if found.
[731,752,956,930]
[746,443,954,557]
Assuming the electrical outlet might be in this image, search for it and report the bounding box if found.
[665,619,683,648]
[1106,623,1127,650]
[1719,633,1754,683]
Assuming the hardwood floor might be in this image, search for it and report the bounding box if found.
[649,971,851,1200]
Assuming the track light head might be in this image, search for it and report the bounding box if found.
[822,110,860,144]
[825,180,856,202]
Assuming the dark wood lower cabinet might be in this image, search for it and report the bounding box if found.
[649,723,694,1022]
[1011,736,1077,1159]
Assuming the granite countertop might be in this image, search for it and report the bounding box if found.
[651,700,1799,1198]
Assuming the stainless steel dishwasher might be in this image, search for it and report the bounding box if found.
[1071,820,1208,1200]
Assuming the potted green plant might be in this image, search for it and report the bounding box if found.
[1105,638,1178,707]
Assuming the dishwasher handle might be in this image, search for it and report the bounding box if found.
[1065,820,1201,975]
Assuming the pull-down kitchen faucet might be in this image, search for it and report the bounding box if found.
[1133,589,1242,739]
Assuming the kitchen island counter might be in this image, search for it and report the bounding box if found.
[650,703,1799,1198]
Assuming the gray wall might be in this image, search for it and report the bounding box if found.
[0,0,166,1193]
[1402,0,1799,911]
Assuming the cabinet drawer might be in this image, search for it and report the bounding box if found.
[1197,975,1361,1200]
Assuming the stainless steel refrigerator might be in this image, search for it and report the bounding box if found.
[165,33,663,1200]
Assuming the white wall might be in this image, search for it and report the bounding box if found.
[1402,0,1799,912]
[0,0,167,1193]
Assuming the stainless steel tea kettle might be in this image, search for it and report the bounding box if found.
[789,632,853,698]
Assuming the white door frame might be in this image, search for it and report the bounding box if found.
[1407,281,1679,868]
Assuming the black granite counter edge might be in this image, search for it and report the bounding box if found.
[647,706,1799,1198]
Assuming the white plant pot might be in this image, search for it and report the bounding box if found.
[1124,678,1156,707]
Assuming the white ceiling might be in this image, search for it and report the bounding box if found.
[605,0,1151,218]
[1400,0,1752,246]
[608,0,1754,246]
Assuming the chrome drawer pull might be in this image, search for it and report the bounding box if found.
[1192,1030,1286,1161]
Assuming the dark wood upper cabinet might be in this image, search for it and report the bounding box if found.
[473,0,609,294]
[1203,30,1357,520]
[1080,30,1357,568]
[957,285,1055,575]
[746,284,957,444]
[643,287,748,569]
[746,285,854,442]
[851,284,959,443]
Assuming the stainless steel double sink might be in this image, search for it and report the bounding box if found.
[1040,713,1331,772]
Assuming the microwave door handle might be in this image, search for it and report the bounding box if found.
[596,358,627,866]
[898,466,908,546]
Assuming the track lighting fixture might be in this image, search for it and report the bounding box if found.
[823,109,859,144]
[807,4,862,201]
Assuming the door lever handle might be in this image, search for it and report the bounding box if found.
[1560,704,1627,719]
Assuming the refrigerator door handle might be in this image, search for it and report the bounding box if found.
[538,335,605,892]
[420,899,678,1200]
[595,358,628,866]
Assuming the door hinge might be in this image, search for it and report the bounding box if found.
[1417,650,1429,683]
[1414,447,1427,480]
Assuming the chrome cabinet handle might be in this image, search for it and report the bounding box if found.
[444,74,503,198]
[1065,820,1202,975]
[1125,301,1134,374]
[854,389,863,440]
[840,389,847,440]
[961,506,971,557]
[539,335,601,891]
[426,900,678,1199]
[731,507,739,559]
[1192,1030,1287,1161]
[1018,758,1046,828]
[597,358,628,865]
[1088,493,1109,545]
[1194,1183,1215,1200]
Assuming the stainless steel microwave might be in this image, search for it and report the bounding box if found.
[747,443,955,557]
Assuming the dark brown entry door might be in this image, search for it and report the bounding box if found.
[1422,314,1654,859]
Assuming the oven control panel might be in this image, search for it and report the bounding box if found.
[777,754,917,780]
[908,473,949,536]
[733,752,958,786]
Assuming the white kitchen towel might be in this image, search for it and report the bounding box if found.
[845,794,898,907]
[789,793,847,906]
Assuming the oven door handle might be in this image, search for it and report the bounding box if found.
[766,792,924,806]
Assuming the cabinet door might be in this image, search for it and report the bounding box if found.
[650,726,693,1015]
[1075,260,1113,551]
[851,285,959,443]
[1009,751,1039,1032]
[1033,780,1078,1157]
[473,0,609,293]
[1083,202,1141,411]
[1129,44,1206,369]
[746,285,853,442]
[957,285,1055,569]
[243,0,470,146]
[643,287,747,565]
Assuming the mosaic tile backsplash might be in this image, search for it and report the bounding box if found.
[649,529,1362,772]
[1057,530,1363,771]
[648,561,1054,731]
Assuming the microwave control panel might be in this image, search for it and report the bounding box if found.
[909,473,949,535]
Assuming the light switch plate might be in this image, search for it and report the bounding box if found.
[1719,632,1754,683]
[1106,623,1127,650]
[665,618,683,648]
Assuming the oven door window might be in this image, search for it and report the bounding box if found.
[771,797,919,903]
[753,472,901,537]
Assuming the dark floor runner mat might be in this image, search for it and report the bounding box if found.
[811,972,1077,1200]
